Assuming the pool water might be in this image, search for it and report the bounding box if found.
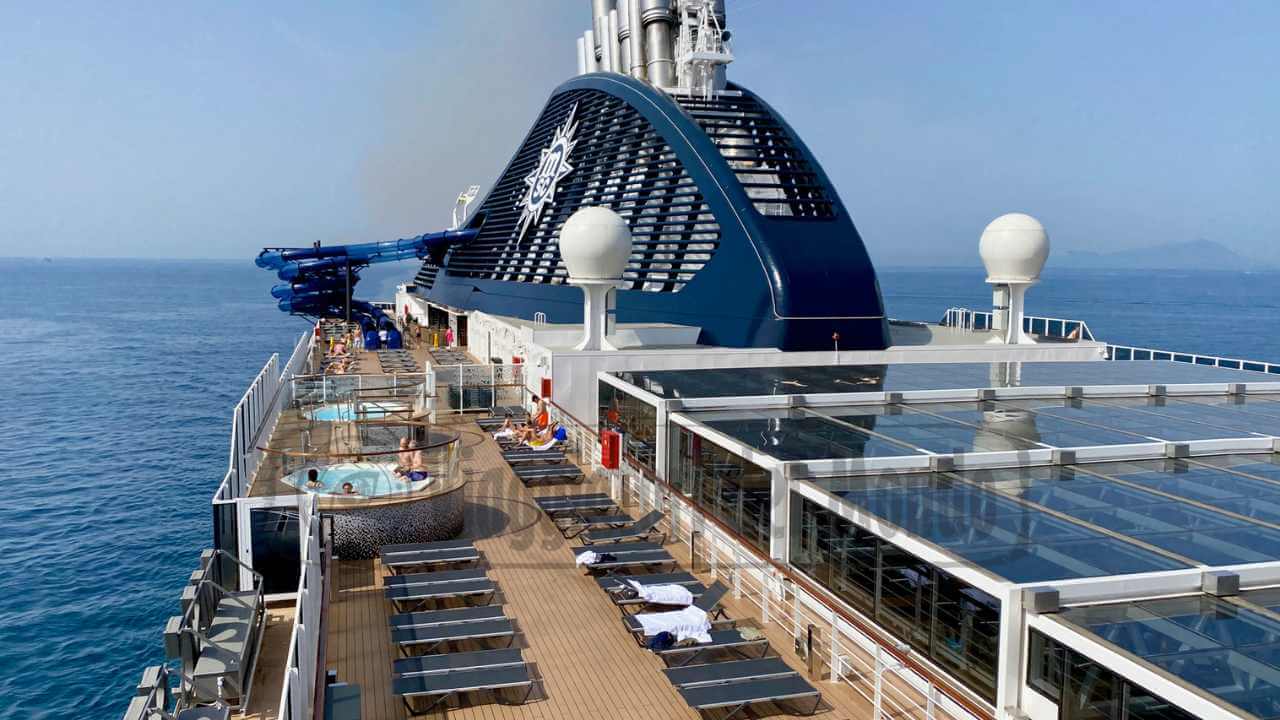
[280,462,429,497]
[306,401,406,422]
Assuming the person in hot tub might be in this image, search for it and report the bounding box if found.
[393,438,414,476]
[305,468,322,489]
[341,481,357,495]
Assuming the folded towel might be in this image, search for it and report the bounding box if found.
[575,550,599,567]
[634,606,712,644]
[628,580,694,607]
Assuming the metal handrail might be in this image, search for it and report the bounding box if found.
[1105,343,1280,374]
[940,306,1095,341]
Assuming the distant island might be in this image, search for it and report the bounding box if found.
[1057,239,1274,271]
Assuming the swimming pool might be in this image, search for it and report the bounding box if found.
[306,401,408,422]
[280,462,430,497]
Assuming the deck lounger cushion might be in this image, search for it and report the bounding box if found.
[389,606,505,630]
[392,618,515,656]
[384,568,488,588]
[572,541,662,557]
[579,510,665,545]
[382,547,480,573]
[663,658,796,687]
[393,648,523,678]
[656,629,771,666]
[578,549,674,571]
[385,579,497,611]
[502,450,565,464]
[557,513,633,537]
[676,675,821,717]
[393,664,533,715]
[533,492,609,506]
[597,572,700,592]
[536,497,616,516]
[514,464,582,480]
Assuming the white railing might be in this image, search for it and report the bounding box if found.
[215,329,314,503]
[1105,343,1280,374]
[278,496,324,720]
[940,307,1095,342]
[614,465,988,720]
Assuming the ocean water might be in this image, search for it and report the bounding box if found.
[1,258,1278,719]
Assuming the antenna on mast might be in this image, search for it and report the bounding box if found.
[451,185,481,230]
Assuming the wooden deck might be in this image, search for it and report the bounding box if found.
[320,416,873,720]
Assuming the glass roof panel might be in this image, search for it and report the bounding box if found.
[613,361,1275,400]
[903,402,1150,448]
[698,412,925,461]
[993,398,1253,442]
[1097,397,1280,438]
[1062,595,1280,720]
[811,474,1188,583]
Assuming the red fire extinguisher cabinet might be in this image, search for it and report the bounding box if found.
[600,430,620,470]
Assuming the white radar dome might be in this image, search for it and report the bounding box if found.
[558,206,633,281]
[979,213,1050,283]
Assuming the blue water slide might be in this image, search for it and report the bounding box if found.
[257,228,476,319]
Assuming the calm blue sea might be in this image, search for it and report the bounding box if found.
[1,258,1278,719]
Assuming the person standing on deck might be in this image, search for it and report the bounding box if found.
[445,326,454,347]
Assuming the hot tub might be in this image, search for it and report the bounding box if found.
[306,401,408,422]
[280,462,430,497]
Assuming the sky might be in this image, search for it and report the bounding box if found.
[1,1,1276,266]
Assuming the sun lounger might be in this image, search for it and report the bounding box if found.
[389,605,505,630]
[393,664,534,716]
[597,571,701,593]
[675,674,821,718]
[385,578,497,613]
[623,583,731,637]
[502,449,566,464]
[381,539,475,555]
[578,549,675,573]
[381,546,481,575]
[572,541,663,557]
[393,648,524,678]
[383,568,488,588]
[514,463,583,485]
[656,628,772,667]
[663,657,797,687]
[579,510,665,545]
[392,618,515,656]
[607,580,709,612]
[534,494,616,517]
[556,513,633,538]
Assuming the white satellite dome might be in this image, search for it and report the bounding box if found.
[979,213,1050,283]
[558,206,632,281]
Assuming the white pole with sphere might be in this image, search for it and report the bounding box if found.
[558,206,633,352]
[979,213,1050,345]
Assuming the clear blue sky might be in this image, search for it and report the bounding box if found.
[2,1,1276,265]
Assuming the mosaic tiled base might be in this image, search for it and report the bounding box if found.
[330,487,465,559]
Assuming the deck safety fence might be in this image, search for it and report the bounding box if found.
[942,306,1280,374]
[215,328,315,503]
[278,495,324,720]
[615,463,988,720]
[431,362,525,413]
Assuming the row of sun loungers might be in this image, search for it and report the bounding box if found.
[377,539,536,716]
[376,348,419,373]
[481,408,585,485]
[532,492,823,718]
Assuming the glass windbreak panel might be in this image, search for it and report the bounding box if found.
[995,398,1244,442]
[905,401,1148,449]
[1029,629,1200,720]
[1063,596,1280,720]
[598,379,658,474]
[671,426,771,552]
[696,408,924,461]
[932,573,1000,701]
[788,491,1000,703]
[1014,360,1274,388]
[829,406,1042,454]
[1097,396,1280,438]
[877,543,934,650]
[813,474,1188,583]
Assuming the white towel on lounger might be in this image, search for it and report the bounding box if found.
[634,606,712,644]
[575,551,599,567]
[628,580,693,606]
